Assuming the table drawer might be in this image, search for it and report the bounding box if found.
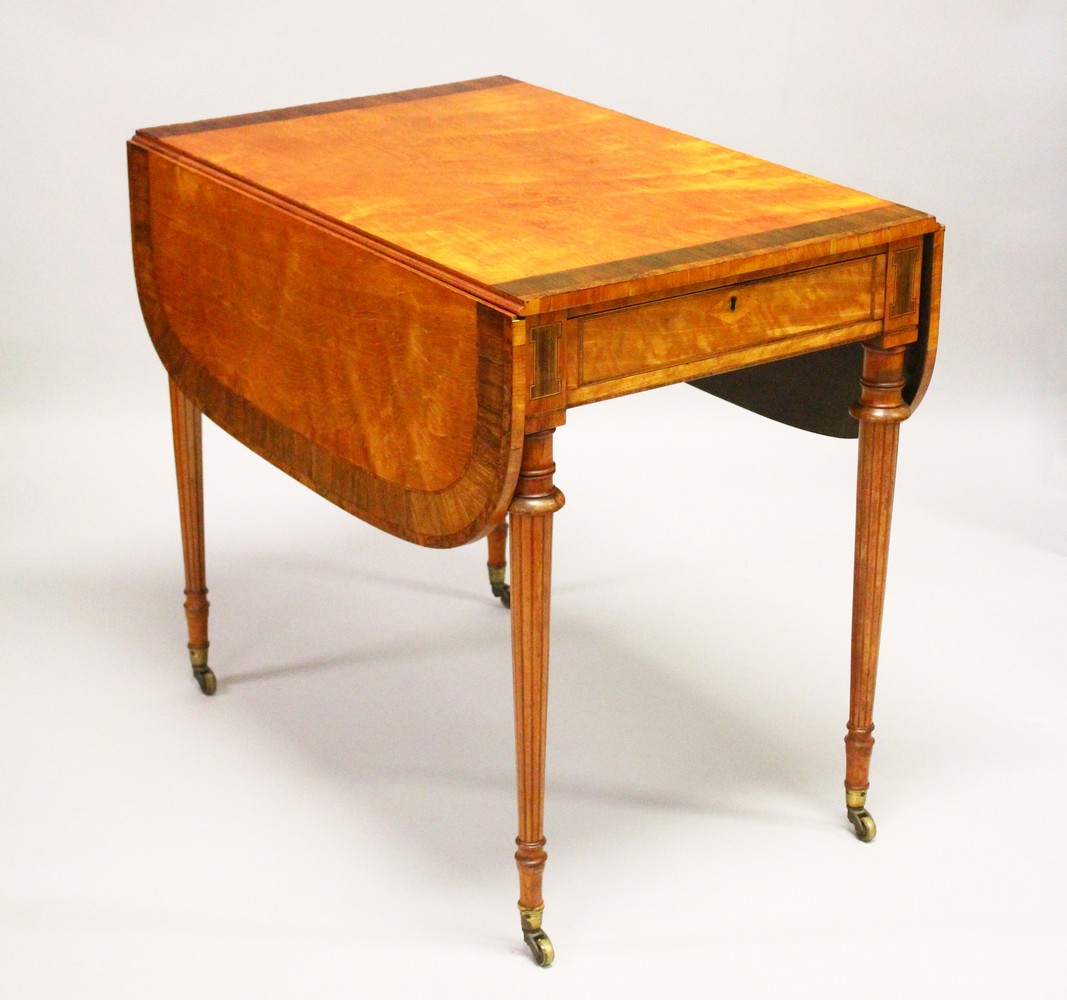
[577,255,885,387]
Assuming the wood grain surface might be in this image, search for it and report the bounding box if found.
[846,342,910,796]
[149,153,479,493]
[135,77,938,314]
[509,431,564,914]
[577,254,884,387]
[130,76,944,963]
[130,144,525,547]
[169,380,209,657]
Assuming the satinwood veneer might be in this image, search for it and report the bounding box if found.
[129,76,943,965]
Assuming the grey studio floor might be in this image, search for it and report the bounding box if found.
[3,3,1066,998]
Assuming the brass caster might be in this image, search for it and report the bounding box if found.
[190,648,216,696]
[488,566,511,609]
[519,905,554,967]
[193,665,217,696]
[491,581,512,609]
[846,789,876,841]
[848,807,876,842]
[525,928,554,967]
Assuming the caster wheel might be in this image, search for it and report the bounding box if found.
[848,807,876,842]
[519,905,554,967]
[488,564,510,609]
[194,666,217,696]
[524,928,554,967]
[492,582,512,609]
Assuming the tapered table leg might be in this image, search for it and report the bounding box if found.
[169,379,215,696]
[845,342,911,840]
[509,430,564,966]
[487,521,510,607]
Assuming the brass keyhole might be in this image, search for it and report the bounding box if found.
[729,295,737,312]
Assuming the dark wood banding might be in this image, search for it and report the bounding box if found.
[499,204,932,300]
[140,76,518,139]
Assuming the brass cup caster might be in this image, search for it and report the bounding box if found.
[846,789,876,842]
[519,905,554,967]
[492,582,512,608]
[489,567,511,609]
[190,648,217,696]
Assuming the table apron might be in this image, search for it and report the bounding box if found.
[567,253,888,406]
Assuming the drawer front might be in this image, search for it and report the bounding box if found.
[577,255,885,387]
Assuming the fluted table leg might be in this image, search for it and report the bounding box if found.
[509,429,564,966]
[845,342,911,840]
[169,379,215,696]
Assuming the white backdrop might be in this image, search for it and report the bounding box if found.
[2,3,1065,997]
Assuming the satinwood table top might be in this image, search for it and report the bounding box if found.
[136,76,937,314]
